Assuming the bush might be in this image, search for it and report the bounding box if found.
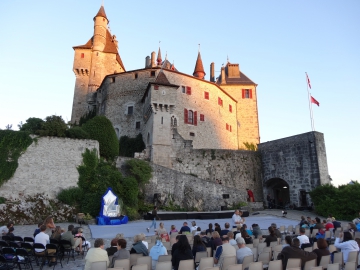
[124,206,140,221]
[37,115,68,137]
[65,127,90,139]
[82,116,119,160]
[57,187,83,208]
[119,134,145,157]
[0,130,33,187]
[310,183,360,220]
[121,176,138,207]
[19,117,44,134]
[79,109,96,126]
[0,197,6,204]
[125,159,152,186]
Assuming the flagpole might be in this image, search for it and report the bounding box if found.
[306,72,314,131]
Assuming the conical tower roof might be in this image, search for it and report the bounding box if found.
[193,52,206,78]
[94,5,108,21]
[157,47,162,66]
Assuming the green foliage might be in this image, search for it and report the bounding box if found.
[125,159,152,186]
[57,187,83,208]
[119,134,146,157]
[0,197,6,204]
[0,130,33,187]
[65,127,90,139]
[79,109,96,127]
[19,117,44,134]
[124,206,140,221]
[82,116,119,160]
[37,115,68,137]
[230,201,248,210]
[121,177,138,207]
[243,142,258,151]
[310,183,360,220]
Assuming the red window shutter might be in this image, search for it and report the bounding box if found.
[205,92,209,100]
[226,123,229,130]
[242,89,245,99]
[154,85,159,90]
[194,111,197,126]
[200,114,204,121]
[184,109,188,124]
[218,97,220,105]
[230,125,232,132]
[249,89,253,99]
[81,53,84,58]
[186,86,191,95]
[229,105,232,112]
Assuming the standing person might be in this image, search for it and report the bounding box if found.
[232,210,242,228]
[147,206,159,233]
[246,189,254,202]
[84,238,109,270]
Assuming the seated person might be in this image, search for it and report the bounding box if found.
[61,225,83,254]
[172,235,193,270]
[75,227,91,249]
[240,228,253,244]
[199,231,211,247]
[130,234,149,256]
[220,222,230,237]
[170,225,178,235]
[150,236,168,270]
[50,226,62,241]
[110,239,130,268]
[312,238,330,266]
[34,225,49,253]
[264,226,278,247]
[252,224,262,239]
[214,235,236,267]
[227,231,237,246]
[6,227,15,241]
[297,228,310,248]
[84,238,109,270]
[205,223,214,235]
[106,238,118,256]
[236,236,253,264]
[325,218,334,231]
[192,235,206,258]
[179,222,191,234]
[191,221,198,232]
[0,222,14,236]
[277,238,317,270]
[271,223,282,238]
[33,222,43,238]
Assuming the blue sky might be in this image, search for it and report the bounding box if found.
[0,1,359,186]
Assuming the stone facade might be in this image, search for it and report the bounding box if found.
[258,131,330,208]
[0,137,99,200]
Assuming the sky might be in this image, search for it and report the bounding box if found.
[0,1,359,186]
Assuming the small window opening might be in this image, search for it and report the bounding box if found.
[150,71,156,77]
[189,132,195,136]
[135,121,140,129]
[127,106,133,115]
[135,73,138,79]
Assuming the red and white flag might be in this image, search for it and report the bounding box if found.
[306,73,311,89]
[311,96,320,106]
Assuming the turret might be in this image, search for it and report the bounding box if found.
[210,62,215,82]
[193,52,206,79]
[157,47,162,66]
[93,5,108,52]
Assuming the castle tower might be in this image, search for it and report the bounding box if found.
[157,47,162,66]
[71,5,126,123]
[193,52,206,79]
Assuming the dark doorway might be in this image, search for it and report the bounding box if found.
[299,190,307,206]
[265,178,290,209]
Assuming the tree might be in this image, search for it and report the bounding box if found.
[19,117,44,134]
[37,115,68,137]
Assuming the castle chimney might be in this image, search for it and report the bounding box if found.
[145,56,150,68]
[151,51,156,67]
[220,66,226,84]
[210,62,215,82]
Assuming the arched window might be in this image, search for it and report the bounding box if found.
[188,110,194,124]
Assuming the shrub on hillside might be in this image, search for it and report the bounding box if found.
[82,116,119,160]
[310,183,360,220]
[78,109,96,126]
[125,159,152,186]
[65,127,90,139]
[19,117,44,134]
[37,115,68,137]
[57,187,83,208]
[119,134,146,157]
[121,176,138,207]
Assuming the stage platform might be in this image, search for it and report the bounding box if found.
[89,213,298,239]
[143,210,249,220]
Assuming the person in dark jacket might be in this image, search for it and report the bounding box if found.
[191,235,206,258]
[179,222,191,234]
[277,238,317,270]
[264,227,278,247]
[147,206,159,233]
[130,234,149,256]
[172,235,193,270]
[220,223,230,237]
[312,238,330,266]
[106,238,118,256]
[211,231,223,251]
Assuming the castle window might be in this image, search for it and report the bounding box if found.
[188,110,194,124]
[226,123,229,130]
[161,117,163,124]
[218,97,223,106]
[135,73,138,79]
[81,53,84,58]
[242,89,253,99]
[204,92,209,100]
[229,104,232,113]
[127,106,134,115]
[111,77,115,83]
[182,86,186,93]
[135,121,140,129]
[150,71,156,77]
[154,85,159,90]
[186,86,192,95]
[184,109,197,125]
[189,132,195,137]
[230,125,232,132]
[200,114,205,121]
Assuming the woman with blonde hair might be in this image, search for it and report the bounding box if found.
[157,222,169,242]
[211,231,222,251]
[130,234,149,256]
[50,226,62,241]
[170,225,178,235]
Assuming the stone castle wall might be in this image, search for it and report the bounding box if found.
[0,137,99,200]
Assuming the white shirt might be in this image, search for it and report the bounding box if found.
[297,235,310,247]
[0,226,9,235]
[191,226,198,232]
[232,214,242,227]
[34,232,49,252]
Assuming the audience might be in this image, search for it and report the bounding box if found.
[61,224,83,254]
[214,235,236,267]
[264,226,278,247]
[271,223,282,238]
[106,238,118,256]
[220,222,230,236]
[170,225,178,235]
[84,238,109,270]
[252,224,262,239]
[200,231,211,247]
[191,221,198,232]
[325,218,334,231]
[172,235,193,270]
[6,227,15,240]
[240,228,253,244]
[348,223,357,233]
[191,235,206,258]
[282,236,292,248]
[205,223,214,235]
[179,222,191,234]
[34,225,49,253]
[334,231,359,263]
[214,223,221,234]
[149,236,168,270]
[50,226,62,241]
[0,221,14,236]
[110,238,130,268]
[297,227,310,248]
[130,234,149,256]
[211,231,222,251]
[312,238,330,266]
[227,231,237,246]
[236,236,253,264]
[33,222,43,238]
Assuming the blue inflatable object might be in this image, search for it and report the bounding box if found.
[97,187,128,225]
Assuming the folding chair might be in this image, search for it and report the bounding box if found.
[207,247,212,257]
[309,267,322,270]
[303,259,316,270]
[268,260,282,270]
[327,263,340,270]
[178,259,194,270]
[158,255,172,262]
[328,245,337,253]
[46,243,62,270]
[2,247,17,268]
[319,255,330,269]
[333,252,343,268]
[252,239,259,248]
[24,237,35,244]
[287,258,301,268]
[199,257,214,270]
[246,244,254,248]
[15,247,34,270]
[257,243,266,254]
[242,255,254,270]
[279,226,285,234]
[227,265,243,270]
[344,261,357,270]
[130,253,143,267]
[155,261,172,270]
[304,247,313,252]
[195,251,208,266]
[136,256,152,270]
[133,264,148,270]
[248,261,263,270]
[13,236,24,244]
[114,258,130,270]
[90,261,107,270]
[221,256,236,270]
[0,254,13,270]
[250,247,258,262]
[347,251,358,263]
[257,252,270,266]
[59,239,75,263]
[287,225,294,234]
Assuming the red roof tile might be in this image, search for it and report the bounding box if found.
[193,52,205,75]
[94,5,108,21]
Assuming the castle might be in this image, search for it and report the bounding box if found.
[71,6,259,168]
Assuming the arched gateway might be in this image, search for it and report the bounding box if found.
[264,178,290,209]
